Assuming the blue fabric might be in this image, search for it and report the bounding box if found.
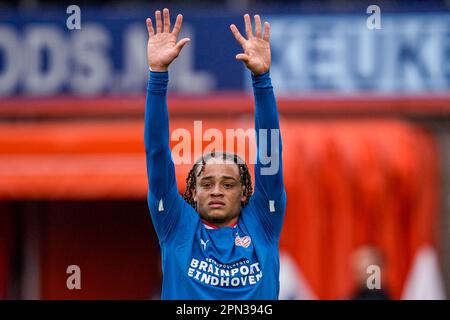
[145,70,286,299]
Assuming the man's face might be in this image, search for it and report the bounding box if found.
[193,159,246,226]
[351,247,382,286]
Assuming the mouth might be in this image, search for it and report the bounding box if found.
[208,200,226,209]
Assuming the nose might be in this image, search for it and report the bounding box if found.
[210,184,224,197]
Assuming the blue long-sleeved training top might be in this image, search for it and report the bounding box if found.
[144,70,286,300]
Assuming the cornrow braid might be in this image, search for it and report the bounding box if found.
[183,151,253,209]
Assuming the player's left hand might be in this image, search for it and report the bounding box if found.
[230,14,271,76]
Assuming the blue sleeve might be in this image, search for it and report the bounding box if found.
[247,70,286,240]
[145,71,186,242]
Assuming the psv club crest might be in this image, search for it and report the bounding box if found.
[235,235,252,248]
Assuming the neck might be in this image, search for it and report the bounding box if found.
[201,216,238,229]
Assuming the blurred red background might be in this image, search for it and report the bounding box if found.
[0,96,447,299]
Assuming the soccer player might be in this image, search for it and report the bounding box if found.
[145,8,286,299]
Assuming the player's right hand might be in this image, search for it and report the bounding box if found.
[146,8,190,72]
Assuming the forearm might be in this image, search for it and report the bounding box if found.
[144,71,176,198]
[252,71,284,198]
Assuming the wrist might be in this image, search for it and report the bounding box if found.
[251,70,272,89]
[251,68,270,77]
[149,65,168,72]
[252,69,270,78]
[147,69,169,91]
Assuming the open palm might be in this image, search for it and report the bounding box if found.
[230,14,271,75]
[146,8,190,72]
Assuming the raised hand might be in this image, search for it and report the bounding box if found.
[146,8,190,72]
[230,14,271,75]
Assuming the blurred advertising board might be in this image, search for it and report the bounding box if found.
[0,9,448,97]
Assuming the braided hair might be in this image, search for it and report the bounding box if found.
[183,151,253,209]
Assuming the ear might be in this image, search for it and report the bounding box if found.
[193,187,198,202]
[240,186,246,203]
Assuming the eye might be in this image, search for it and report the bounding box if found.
[224,183,234,189]
[202,182,212,188]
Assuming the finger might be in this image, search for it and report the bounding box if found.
[172,14,183,38]
[146,18,154,37]
[254,14,262,38]
[244,14,253,38]
[263,21,270,42]
[155,10,162,33]
[236,53,250,63]
[175,37,191,51]
[230,24,246,46]
[163,8,170,33]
